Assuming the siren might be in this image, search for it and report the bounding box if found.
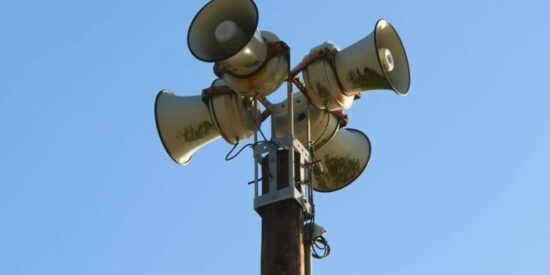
[155,91,220,165]
[302,19,410,110]
[272,92,344,149]
[311,128,372,192]
[154,82,259,165]
[187,0,288,98]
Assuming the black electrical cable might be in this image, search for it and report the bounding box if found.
[225,94,281,162]
[225,142,253,161]
[251,94,270,142]
[312,235,331,259]
[305,152,331,259]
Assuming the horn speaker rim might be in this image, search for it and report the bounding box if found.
[187,0,260,62]
[154,90,192,165]
[374,19,411,96]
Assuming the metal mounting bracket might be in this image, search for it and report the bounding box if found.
[252,138,312,216]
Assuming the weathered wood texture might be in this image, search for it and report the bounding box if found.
[260,150,304,275]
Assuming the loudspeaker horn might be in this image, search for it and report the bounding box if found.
[218,31,289,98]
[335,19,410,95]
[206,79,260,145]
[188,0,266,76]
[302,42,355,111]
[311,128,372,192]
[302,19,410,110]
[155,90,220,165]
[272,92,344,149]
[154,83,260,164]
[187,0,288,98]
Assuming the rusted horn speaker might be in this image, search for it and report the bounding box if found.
[206,79,260,145]
[154,82,259,165]
[302,19,410,110]
[187,0,287,98]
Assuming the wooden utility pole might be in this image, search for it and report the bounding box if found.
[260,200,304,275]
[259,150,305,275]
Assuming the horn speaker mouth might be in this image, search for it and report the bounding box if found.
[374,19,411,95]
[154,90,192,165]
[187,0,260,62]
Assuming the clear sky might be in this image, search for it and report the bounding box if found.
[1,0,549,274]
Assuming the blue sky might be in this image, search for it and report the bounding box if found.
[1,0,549,274]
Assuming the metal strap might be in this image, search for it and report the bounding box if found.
[290,47,359,98]
[201,85,235,104]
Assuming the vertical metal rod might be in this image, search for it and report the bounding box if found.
[306,104,311,150]
[305,100,312,275]
[254,98,259,198]
[287,56,295,193]
[304,91,311,195]
[304,245,312,275]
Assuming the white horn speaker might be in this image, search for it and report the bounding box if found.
[312,128,372,192]
[335,19,410,95]
[272,92,343,149]
[155,90,220,165]
[302,42,355,111]
[302,19,410,110]
[187,0,288,98]
[206,79,259,144]
[188,0,266,76]
[218,31,289,98]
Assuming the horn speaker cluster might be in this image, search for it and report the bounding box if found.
[155,80,259,165]
[155,0,411,192]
